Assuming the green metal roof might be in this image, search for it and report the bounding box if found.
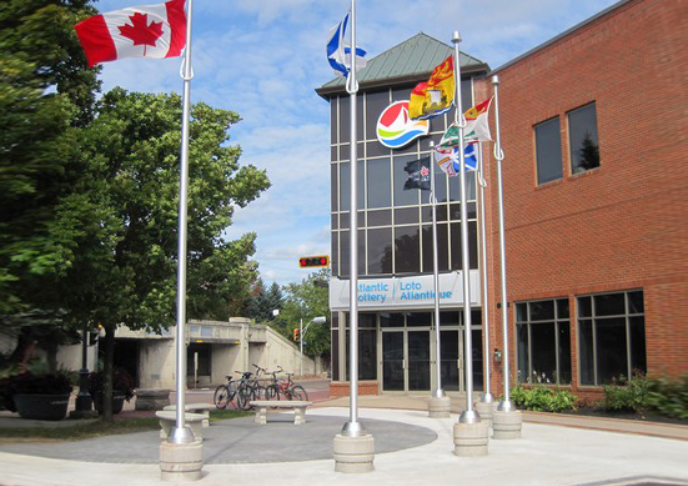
[316,32,488,98]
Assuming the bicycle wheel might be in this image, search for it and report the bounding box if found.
[289,385,308,401]
[214,385,230,409]
[238,385,255,411]
[265,384,280,400]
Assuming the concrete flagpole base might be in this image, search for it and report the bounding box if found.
[333,433,375,473]
[475,400,494,428]
[453,421,489,457]
[428,395,451,418]
[160,439,203,482]
[492,409,523,439]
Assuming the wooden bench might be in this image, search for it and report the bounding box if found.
[163,403,214,428]
[249,400,312,426]
[155,411,205,440]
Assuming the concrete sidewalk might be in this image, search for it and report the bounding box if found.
[1,405,688,486]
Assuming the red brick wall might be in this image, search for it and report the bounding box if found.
[330,381,379,398]
[480,0,688,397]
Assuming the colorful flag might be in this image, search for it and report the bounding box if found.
[434,143,478,177]
[438,98,493,148]
[464,98,493,142]
[403,157,432,191]
[409,55,455,120]
[74,0,186,68]
[327,12,367,77]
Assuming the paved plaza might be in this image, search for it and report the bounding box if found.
[1,403,687,486]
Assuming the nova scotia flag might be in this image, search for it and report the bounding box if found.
[327,12,367,77]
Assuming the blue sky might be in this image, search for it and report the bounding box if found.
[96,0,620,285]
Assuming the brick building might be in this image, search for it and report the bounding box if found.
[484,0,687,400]
[318,0,687,399]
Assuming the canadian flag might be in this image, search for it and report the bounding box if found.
[75,0,186,67]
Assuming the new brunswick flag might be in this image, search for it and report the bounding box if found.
[409,55,455,120]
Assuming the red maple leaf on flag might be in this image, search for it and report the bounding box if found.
[118,13,164,56]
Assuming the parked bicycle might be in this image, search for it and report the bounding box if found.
[213,373,240,410]
[264,366,309,401]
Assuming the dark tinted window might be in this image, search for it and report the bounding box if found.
[568,102,599,174]
[367,158,391,208]
[395,225,421,273]
[535,117,563,185]
[366,90,389,140]
[367,228,393,275]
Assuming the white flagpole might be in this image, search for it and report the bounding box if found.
[429,145,444,399]
[169,0,194,444]
[452,31,480,424]
[477,144,493,403]
[342,0,365,438]
[492,75,514,412]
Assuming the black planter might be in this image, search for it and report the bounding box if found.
[14,394,70,421]
[92,391,126,414]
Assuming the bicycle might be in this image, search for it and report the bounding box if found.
[265,366,309,401]
[213,373,240,410]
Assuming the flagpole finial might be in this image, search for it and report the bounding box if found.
[492,74,500,85]
[452,31,461,44]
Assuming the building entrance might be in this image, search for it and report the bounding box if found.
[381,330,431,392]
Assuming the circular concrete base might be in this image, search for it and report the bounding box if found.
[492,409,522,440]
[333,433,375,473]
[160,439,203,482]
[475,400,493,427]
[428,396,451,418]
[453,421,489,457]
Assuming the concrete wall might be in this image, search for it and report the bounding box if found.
[53,318,326,390]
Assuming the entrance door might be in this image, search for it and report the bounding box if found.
[382,332,404,391]
[440,330,463,392]
[407,331,430,391]
[381,330,431,392]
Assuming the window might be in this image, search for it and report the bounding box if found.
[568,102,600,174]
[577,290,646,386]
[535,117,563,185]
[516,298,572,385]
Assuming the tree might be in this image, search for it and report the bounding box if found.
[0,0,100,357]
[280,269,331,358]
[55,88,269,420]
[244,279,284,323]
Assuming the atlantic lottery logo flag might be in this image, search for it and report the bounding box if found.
[376,101,429,148]
[75,0,187,67]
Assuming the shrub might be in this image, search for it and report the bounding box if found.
[647,376,688,420]
[88,368,135,401]
[0,372,73,412]
[598,373,650,413]
[510,385,577,413]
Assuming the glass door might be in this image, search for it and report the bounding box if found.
[382,332,404,391]
[382,330,431,392]
[407,331,431,391]
[440,330,462,392]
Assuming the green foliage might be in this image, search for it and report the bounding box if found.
[647,376,688,420]
[88,368,135,401]
[510,385,578,413]
[279,269,331,357]
[57,88,269,332]
[244,279,284,323]
[599,374,650,413]
[0,0,100,316]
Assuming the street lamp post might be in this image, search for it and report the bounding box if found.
[300,316,326,377]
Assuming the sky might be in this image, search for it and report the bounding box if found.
[96,0,620,286]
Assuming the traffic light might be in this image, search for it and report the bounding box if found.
[293,329,300,341]
[299,255,329,268]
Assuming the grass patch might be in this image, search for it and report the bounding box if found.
[0,417,160,441]
[0,409,249,441]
